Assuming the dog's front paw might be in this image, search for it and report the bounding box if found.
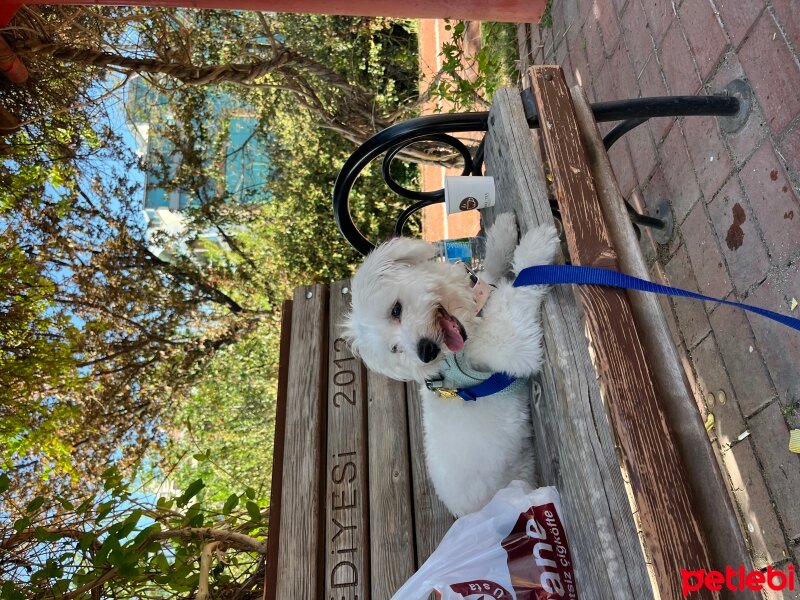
[512,224,560,273]
[483,212,519,280]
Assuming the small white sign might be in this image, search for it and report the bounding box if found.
[444,175,496,215]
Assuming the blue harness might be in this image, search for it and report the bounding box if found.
[425,352,524,401]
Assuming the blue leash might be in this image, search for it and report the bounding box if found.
[442,264,798,402]
[514,264,800,333]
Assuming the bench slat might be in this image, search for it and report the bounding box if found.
[528,65,714,599]
[405,384,455,566]
[367,373,416,598]
[570,86,758,595]
[263,300,293,600]
[483,88,653,600]
[325,280,370,600]
[275,285,329,600]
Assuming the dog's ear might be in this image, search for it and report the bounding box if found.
[372,236,435,267]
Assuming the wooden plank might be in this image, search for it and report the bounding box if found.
[275,284,329,600]
[570,86,760,596]
[325,280,370,600]
[405,384,455,566]
[482,88,653,600]
[528,65,715,599]
[263,300,293,600]
[366,372,415,598]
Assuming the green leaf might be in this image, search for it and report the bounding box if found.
[101,465,119,479]
[245,486,256,500]
[102,467,124,492]
[51,579,71,595]
[176,479,205,508]
[222,493,239,515]
[26,496,45,513]
[13,516,30,533]
[245,500,261,523]
[131,522,162,547]
[186,505,205,527]
[79,532,97,552]
[76,497,93,515]
[107,544,140,577]
[35,558,62,580]
[1,581,26,600]
[96,535,119,564]
[95,501,114,524]
[108,547,125,568]
[0,473,9,494]
[115,509,143,539]
[152,551,170,574]
[34,526,59,542]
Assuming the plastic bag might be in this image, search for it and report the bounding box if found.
[393,481,578,600]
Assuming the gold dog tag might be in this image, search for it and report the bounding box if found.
[436,388,459,399]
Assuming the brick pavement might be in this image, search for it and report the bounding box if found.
[519,0,800,591]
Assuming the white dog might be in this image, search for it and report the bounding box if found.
[343,213,560,516]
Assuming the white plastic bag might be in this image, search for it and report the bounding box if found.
[393,481,578,600]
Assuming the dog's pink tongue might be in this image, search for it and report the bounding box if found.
[439,314,465,352]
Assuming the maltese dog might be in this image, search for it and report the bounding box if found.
[343,213,560,516]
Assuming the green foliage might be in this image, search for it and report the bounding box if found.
[247,93,418,285]
[2,8,424,597]
[2,6,421,504]
[146,83,419,512]
[270,14,419,113]
[161,320,282,509]
[428,20,521,111]
[0,468,267,598]
[0,235,80,471]
[0,91,178,491]
[480,22,522,91]
[540,0,555,28]
[0,107,259,501]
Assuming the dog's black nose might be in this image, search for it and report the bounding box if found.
[417,338,440,363]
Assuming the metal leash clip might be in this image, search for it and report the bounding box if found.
[425,377,459,399]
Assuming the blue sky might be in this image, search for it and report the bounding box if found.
[105,80,146,194]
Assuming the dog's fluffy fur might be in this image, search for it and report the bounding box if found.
[343,213,560,516]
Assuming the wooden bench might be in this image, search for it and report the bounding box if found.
[262,281,454,600]
[263,66,756,600]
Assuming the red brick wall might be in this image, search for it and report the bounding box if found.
[418,18,481,242]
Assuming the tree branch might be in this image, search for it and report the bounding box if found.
[197,541,222,600]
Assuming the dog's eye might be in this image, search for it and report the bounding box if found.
[391,301,402,320]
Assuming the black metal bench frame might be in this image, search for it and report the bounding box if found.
[332,89,741,256]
